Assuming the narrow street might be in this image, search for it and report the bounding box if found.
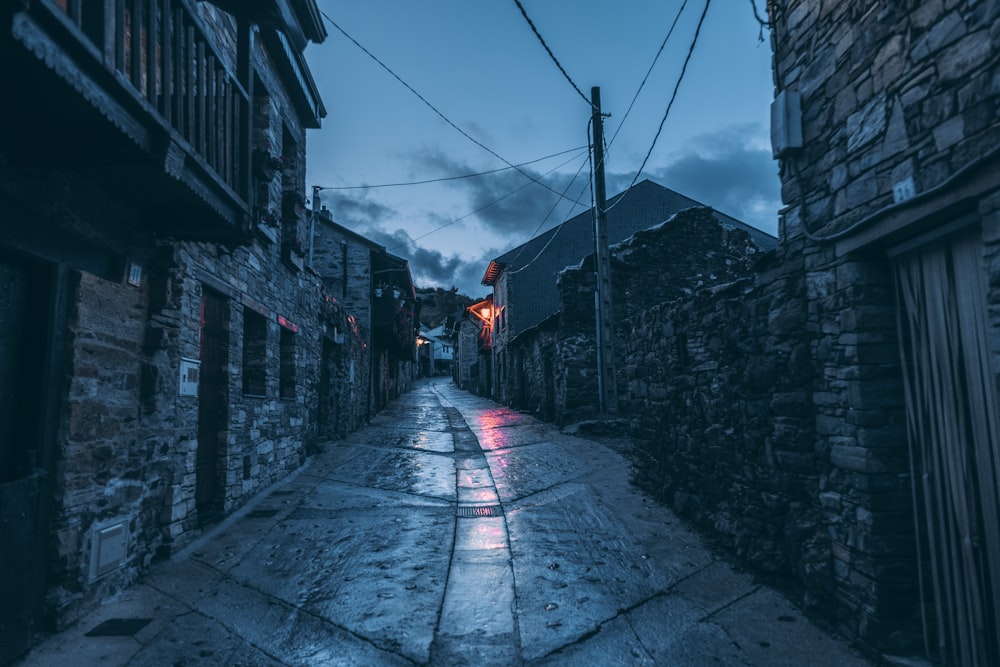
[19,378,873,667]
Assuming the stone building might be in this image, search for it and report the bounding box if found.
[452,296,493,395]
[0,0,343,660]
[760,1,1000,662]
[309,206,420,418]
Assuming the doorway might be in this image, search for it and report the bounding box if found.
[318,337,338,440]
[196,290,229,525]
[0,252,59,664]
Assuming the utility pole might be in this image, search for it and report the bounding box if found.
[591,87,617,414]
[309,185,320,266]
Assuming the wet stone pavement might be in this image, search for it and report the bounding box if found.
[18,378,875,666]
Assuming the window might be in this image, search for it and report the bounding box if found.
[242,310,267,396]
[279,326,296,399]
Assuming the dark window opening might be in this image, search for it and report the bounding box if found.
[242,310,267,396]
[279,326,296,399]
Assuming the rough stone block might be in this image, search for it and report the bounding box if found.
[830,444,871,472]
[938,29,994,81]
[932,114,965,151]
[847,95,887,153]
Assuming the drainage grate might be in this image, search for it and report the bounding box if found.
[457,505,503,518]
[246,508,280,519]
[86,618,152,637]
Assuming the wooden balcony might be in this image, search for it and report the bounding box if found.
[3,0,255,241]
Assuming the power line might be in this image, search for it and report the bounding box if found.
[314,146,587,191]
[512,0,592,108]
[606,0,712,214]
[387,148,591,251]
[507,150,593,275]
[319,10,580,204]
[748,0,771,29]
[607,0,689,148]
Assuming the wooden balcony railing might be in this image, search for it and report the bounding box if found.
[43,0,250,204]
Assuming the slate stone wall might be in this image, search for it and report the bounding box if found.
[311,216,375,330]
[509,317,558,422]
[771,0,999,242]
[622,246,827,592]
[54,270,160,620]
[550,208,766,425]
[317,296,370,440]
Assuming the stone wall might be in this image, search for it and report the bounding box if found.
[311,215,375,330]
[550,207,766,425]
[317,297,370,440]
[453,320,479,390]
[766,0,1000,653]
[507,205,924,651]
[623,246,828,593]
[509,316,558,422]
[54,270,160,618]
[771,0,999,242]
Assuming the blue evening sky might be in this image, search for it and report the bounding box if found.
[303,1,778,298]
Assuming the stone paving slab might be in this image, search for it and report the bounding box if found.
[627,595,748,666]
[320,444,456,501]
[531,615,656,667]
[487,441,594,502]
[474,423,553,451]
[351,426,455,453]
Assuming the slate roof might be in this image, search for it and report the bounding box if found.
[485,179,777,338]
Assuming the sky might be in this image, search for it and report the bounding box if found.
[303,1,779,299]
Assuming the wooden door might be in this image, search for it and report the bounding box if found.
[893,229,1000,666]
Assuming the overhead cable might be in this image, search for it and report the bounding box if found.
[315,146,587,190]
[387,148,591,251]
[320,10,580,204]
[512,0,592,108]
[748,0,772,36]
[607,0,689,148]
[507,161,593,275]
[606,0,712,214]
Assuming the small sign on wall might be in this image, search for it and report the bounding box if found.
[126,262,143,287]
[179,357,200,397]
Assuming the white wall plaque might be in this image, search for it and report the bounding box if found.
[179,357,200,397]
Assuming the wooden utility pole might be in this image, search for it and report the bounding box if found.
[591,87,617,414]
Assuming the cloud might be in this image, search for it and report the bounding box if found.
[406,149,592,236]
[608,124,782,234]
[317,191,396,230]
[358,226,495,298]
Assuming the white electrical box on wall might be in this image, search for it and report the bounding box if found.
[89,520,128,581]
[771,90,803,158]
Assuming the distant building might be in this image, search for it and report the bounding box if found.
[418,324,454,377]
[452,297,493,395]
[310,207,419,418]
